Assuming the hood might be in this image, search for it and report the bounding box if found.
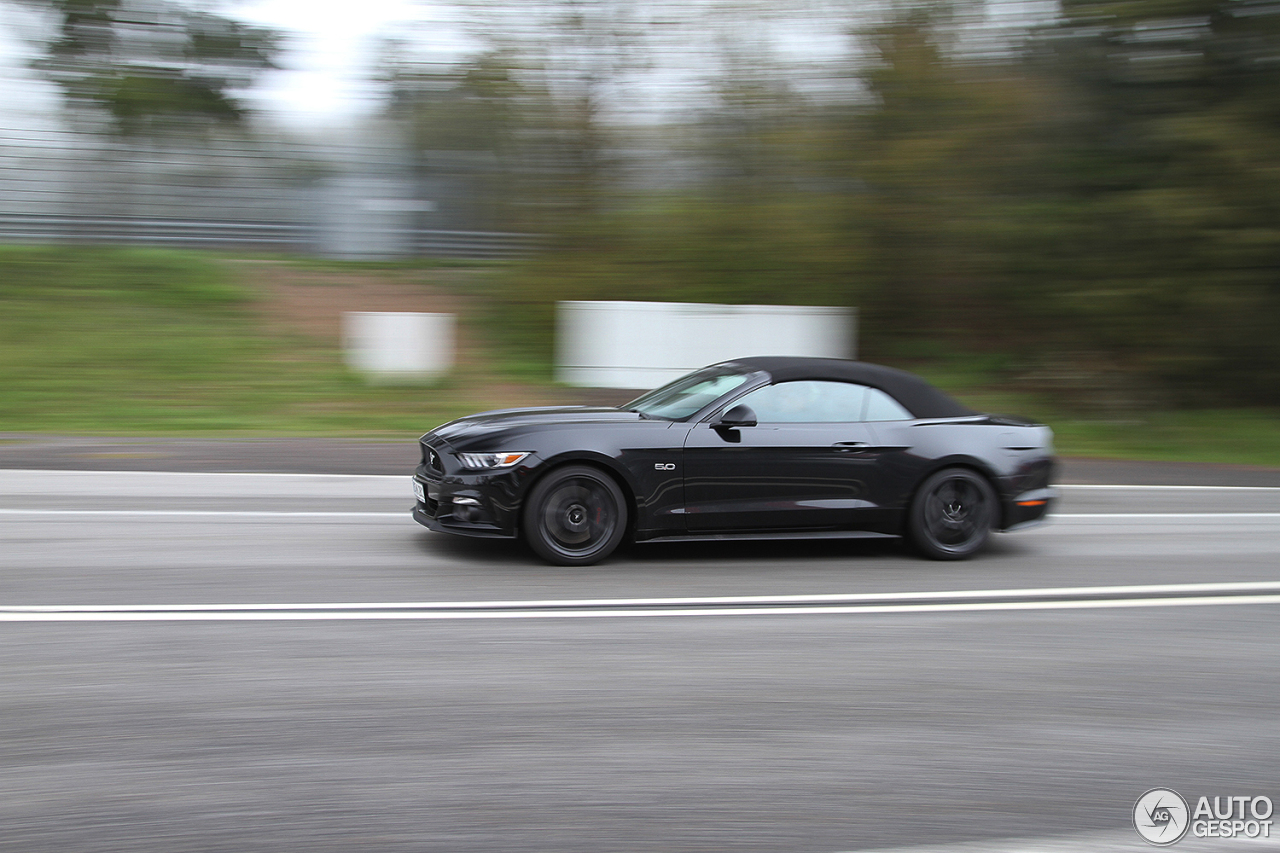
[428,406,648,445]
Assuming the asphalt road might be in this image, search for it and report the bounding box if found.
[3,465,1280,852]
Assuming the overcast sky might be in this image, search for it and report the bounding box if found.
[0,0,474,132]
[0,0,865,133]
[0,0,1057,134]
[226,0,474,129]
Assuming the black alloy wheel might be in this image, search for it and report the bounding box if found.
[522,465,628,566]
[908,467,997,560]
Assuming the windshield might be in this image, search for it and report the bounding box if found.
[625,365,760,421]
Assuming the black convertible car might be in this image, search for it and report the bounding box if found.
[412,356,1056,565]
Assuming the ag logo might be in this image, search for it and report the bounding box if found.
[1135,788,1190,846]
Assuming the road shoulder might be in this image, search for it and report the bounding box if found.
[2,433,1280,486]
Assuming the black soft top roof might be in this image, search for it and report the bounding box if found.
[722,356,975,419]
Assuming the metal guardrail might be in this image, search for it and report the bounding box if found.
[411,228,542,259]
[0,214,309,248]
[0,213,540,259]
[0,127,542,259]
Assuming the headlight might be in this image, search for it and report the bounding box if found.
[455,451,531,470]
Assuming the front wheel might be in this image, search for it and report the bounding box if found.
[522,465,628,566]
[907,468,997,560]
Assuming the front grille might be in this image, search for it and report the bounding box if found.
[424,496,439,517]
[424,445,444,474]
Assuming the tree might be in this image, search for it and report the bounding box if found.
[27,0,279,133]
[831,7,1061,350]
[1026,0,1280,403]
[382,46,526,229]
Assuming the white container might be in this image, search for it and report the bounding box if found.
[342,311,454,381]
[556,300,856,389]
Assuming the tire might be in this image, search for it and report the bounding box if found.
[907,468,997,560]
[522,465,628,566]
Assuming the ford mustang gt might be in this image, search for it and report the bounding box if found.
[412,356,1056,565]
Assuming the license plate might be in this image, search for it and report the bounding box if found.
[412,479,425,503]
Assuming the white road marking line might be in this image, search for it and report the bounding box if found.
[3,470,1278,490]
[0,469,408,481]
[839,827,1280,852]
[0,509,404,518]
[12,580,1280,610]
[1054,512,1280,519]
[5,595,1280,621]
[1059,483,1280,491]
[7,582,1280,622]
[3,509,1280,521]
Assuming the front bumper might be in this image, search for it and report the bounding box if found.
[411,453,525,539]
[412,504,515,539]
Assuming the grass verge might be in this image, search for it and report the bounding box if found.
[0,247,552,435]
[0,246,1276,465]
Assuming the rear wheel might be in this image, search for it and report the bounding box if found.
[523,465,627,566]
[908,468,997,560]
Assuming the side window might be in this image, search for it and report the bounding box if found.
[732,381,868,423]
[863,388,913,421]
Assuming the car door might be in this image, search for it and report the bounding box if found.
[681,380,892,532]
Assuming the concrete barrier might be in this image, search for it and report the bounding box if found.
[556,300,856,389]
[342,311,454,382]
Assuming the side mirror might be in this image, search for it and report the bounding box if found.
[715,404,757,428]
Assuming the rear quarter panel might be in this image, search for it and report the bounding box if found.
[870,420,1055,526]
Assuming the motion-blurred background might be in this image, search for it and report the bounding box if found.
[1,0,1277,462]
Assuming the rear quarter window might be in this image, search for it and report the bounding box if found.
[863,388,913,421]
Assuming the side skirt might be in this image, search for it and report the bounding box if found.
[636,529,900,544]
